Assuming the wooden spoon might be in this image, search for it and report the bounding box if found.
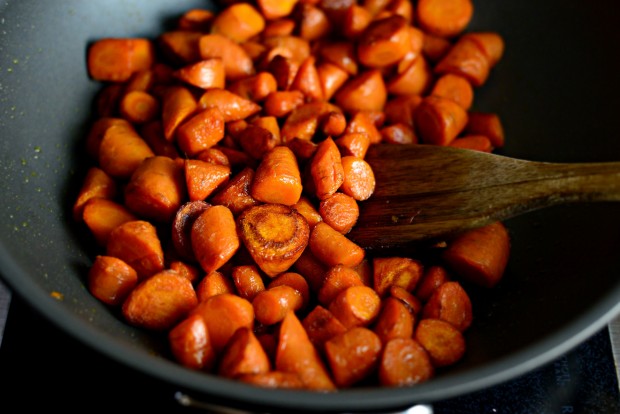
[347,144,620,250]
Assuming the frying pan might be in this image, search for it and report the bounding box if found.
[1,0,619,412]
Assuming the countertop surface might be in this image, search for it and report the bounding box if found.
[1,279,619,413]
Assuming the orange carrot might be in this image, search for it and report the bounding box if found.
[122,270,198,331]
[237,203,310,277]
[119,90,160,124]
[197,88,261,122]
[169,260,201,283]
[161,86,198,141]
[416,0,473,38]
[169,313,216,371]
[88,255,138,306]
[176,107,226,157]
[292,196,323,229]
[124,156,186,223]
[253,285,304,325]
[334,69,387,114]
[415,265,451,303]
[442,221,510,288]
[335,132,371,158]
[324,327,382,387]
[340,155,376,201]
[198,34,255,81]
[344,111,382,145]
[378,338,434,386]
[184,159,231,201]
[373,296,415,344]
[177,9,214,31]
[232,265,266,302]
[342,4,372,39]
[422,281,473,332]
[415,318,466,367]
[434,35,492,87]
[227,72,278,103]
[430,73,474,110]
[292,247,328,294]
[173,58,226,90]
[139,120,181,159]
[262,90,305,118]
[88,38,155,82]
[387,55,433,96]
[450,134,493,152]
[318,264,364,306]
[237,124,279,160]
[309,137,344,200]
[157,30,202,65]
[219,327,271,379]
[372,256,424,297]
[328,285,381,329]
[464,111,505,148]
[297,3,332,41]
[210,167,260,216]
[106,220,165,280]
[318,192,359,234]
[171,200,212,262]
[257,0,299,20]
[415,95,469,146]
[380,123,418,145]
[191,205,240,274]
[97,120,155,179]
[195,270,236,302]
[309,222,365,268]
[389,285,423,315]
[357,15,412,68]
[72,167,117,221]
[210,3,266,43]
[250,146,303,205]
[275,311,336,390]
[290,55,324,101]
[82,198,138,246]
[301,305,348,350]
[268,272,311,310]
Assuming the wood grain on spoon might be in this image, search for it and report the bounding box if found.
[348,144,620,250]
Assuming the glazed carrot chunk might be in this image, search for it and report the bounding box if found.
[415,318,466,367]
[268,272,311,310]
[253,284,304,325]
[88,38,155,82]
[309,222,365,268]
[319,192,359,234]
[184,159,230,201]
[191,205,240,274]
[88,255,138,306]
[302,305,347,350]
[161,86,198,141]
[422,281,473,332]
[210,3,266,43]
[373,297,415,344]
[415,265,451,303]
[464,111,505,148]
[169,313,216,371]
[195,270,236,302]
[98,120,155,180]
[173,58,226,90]
[328,285,381,329]
[416,0,473,38]
[357,15,412,68]
[340,156,376,201]
[372,256,424,297]
[238,204,310,277]
[218,327,271,378]
[251,146,303,206]
[318,264,364,306]
[309,137,344,201]
[122,270,198,331]
[198,88,261,122]
[232,265,266,302]
[210,167,260,216]
[106,220,165,280]
[415,95,469,146]
[334,69,387,114]
[176,107,226,157]
[119,90,159,124]
[82,198,138,246]
[198,34,255,81]
[324,327,382,387]
[379,338,434,386]
[171,200,212,262]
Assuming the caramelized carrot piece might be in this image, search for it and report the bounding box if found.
[253,284,304,325]
[340,155,376,201]
[264,54,299,90]
[263,90,305,118]
[161,86,198,141]
[139,120,181,159]
[195,270,236,302]
[275,311,336,390]
[169,313,216,371]
[384,94,423,126]
[82,198,138,246]
[372,257,424,297]
[191,205,240,274]
[464,111,505,148]
[287,137,318,162]
[342,4,372,39]
[237,124,279,160]
[171,200,212,262]
[325,327,382,387]
[309,137,344,200]
[106,220,165,280]
[430,73,474,110]
[157,30,202,65]
[334,69,387,114]
[263,18,296,38]
[328,285,381,329]
[465,32,505,67]
[319,110,347,138]
[122,270,198,331]
[344,111,382,145]
[173,58,226,90]
[379,338,434,386]
[238,371,305,389]
[227,72,278,103]
[422,280,473,332]
[373,297,415,344]
[301,304,347,350]
[211,3,266,43]
[318,264,364,306]
[197,88,261,122]
[119,90,159,124]
[184,159,231,201]
[98,120,155,179]
[251,146,303,205]
[232,265,266,302]
[262,35,311,65]
[415,265,451,303]
[335,132,371,158]
[296,3,332,41]
[257,0,299,20]
[219,327,271,379]
[177,9,215,31]
[199,34,255,81]
[169,260,201,283]
[88,255,138,306]
[380,123,418,145]
[442,221,510,288]
[422,32,452,62]
[210,167,260,216]
[416,0,473,38]
[415,95,469,146]
[88,38,155,82]
[237,203,310,277]
[191,293,255,354]
[290,55,324,101]
[357,15,411,68]
[450,135,493,152]
[196,146,231,166]
[268,272,311,309]
[176,107,226,157]
[389,285,423,315]
[94,83,123,117]
[309,222,365,268]
[415,318,466,367]
[124,156,186,223]
[434,35,492,87]
[318,41,358,75]
[292,247,328,293]
[72,167,117,221]
[318,192,359,234]
[387,55,433,96]
[292,195,323,229]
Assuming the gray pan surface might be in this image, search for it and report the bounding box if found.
[1,0,620,412]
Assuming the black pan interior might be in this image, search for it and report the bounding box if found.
[1,1,619,412]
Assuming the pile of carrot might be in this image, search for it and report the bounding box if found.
[74,0,510,390]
